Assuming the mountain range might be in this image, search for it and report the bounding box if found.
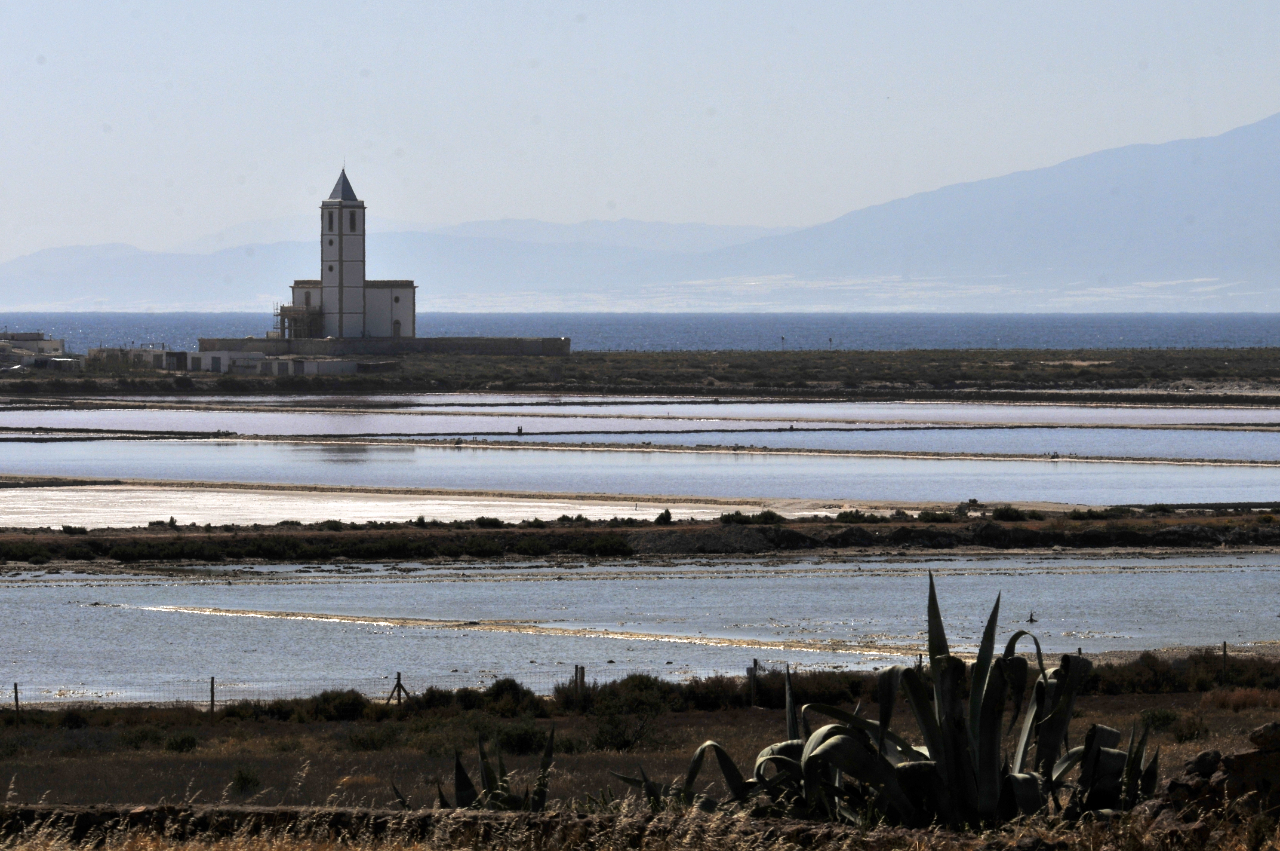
[4,111,1280,312]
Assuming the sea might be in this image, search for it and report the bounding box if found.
[4,312,1280,353]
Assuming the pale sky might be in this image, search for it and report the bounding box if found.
[2,1,1279,261]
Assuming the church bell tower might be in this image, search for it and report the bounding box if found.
[320,170,365,338]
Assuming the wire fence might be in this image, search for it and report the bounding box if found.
[8,664,759,709]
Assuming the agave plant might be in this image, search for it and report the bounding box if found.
[613,575,1158,827]
[435,728,556,811]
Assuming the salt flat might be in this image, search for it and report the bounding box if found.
[0,484,749,528]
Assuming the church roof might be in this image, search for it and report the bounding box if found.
[328,170,359,202]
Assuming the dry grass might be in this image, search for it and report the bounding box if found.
[0,804,1273,851]
[2,691,1279,811]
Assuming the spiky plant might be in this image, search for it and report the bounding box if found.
[436,728,556,811]
[613,574,1157,826]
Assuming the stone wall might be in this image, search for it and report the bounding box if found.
[197,337,571,357]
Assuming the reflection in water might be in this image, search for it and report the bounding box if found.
[5,439,1280,504]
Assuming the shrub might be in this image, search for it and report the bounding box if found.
[1201,687,1280,712]
[992,505,1028,521]
[231,768,261,795]
[1173,713,1209,743]
[1140,707,1180,732]
[481,678,545,718]
[164,733,199,753]
[493,717,548,755]
[654,509,673,525]
[513,537,552,557]
[347,725,400,751]
[58,710,89,730]
[462,536,505,557]
[719,510,786,525]
[917,510,954,523]
[834,509,884,524]
[61,526,88,535]
[306,689,371,721]
[566,534,632,557]
[118,726,163,749]
[1069,507,1134,520]
[474,516,505,529]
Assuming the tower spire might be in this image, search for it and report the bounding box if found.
[329,169,359,202]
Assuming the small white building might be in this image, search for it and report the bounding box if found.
[276,171,416,340]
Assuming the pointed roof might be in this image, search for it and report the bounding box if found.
[328,169,359,202]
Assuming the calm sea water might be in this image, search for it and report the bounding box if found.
[3,554,1277,700]
[5,312,1280,353]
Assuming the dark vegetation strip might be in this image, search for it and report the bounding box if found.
[2,506,1280,564]
[7,346,1280,400]
[6,651,1276,737]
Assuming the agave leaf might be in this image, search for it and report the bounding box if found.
[801,724,851,766]
[1003,655,1030,734]
[927,572,950,662]
[609,766,672,802]
[453,751,478,809]
[931,654,978,819]
[753,738,804,787]
[975,656,1009,818]
[877,666,904,757]
[495,747,509,795]
[476,736,498,796]
[1011,679,1042,773]
[803,732,926,827]
[1003,630,1047,682]
[1003,630,1047,735]
[1051,746,1086,784]
[530,726,555,812]
[785,665,801,742]
[436,782,452,810]
[901,667,946,775]
[998,772,1046,820]
[1079,724,1124,789]
[804,703,927,764]
[682,740,748,803]
[1120,723,1152,809]
[391,779,409,810]
[609,770,647,789]
[1139,747,1160,801]
[1033,655,1092,780]
[969,593,1001,750]
[639,765,668,806]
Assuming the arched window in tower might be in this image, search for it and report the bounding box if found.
[349,210,357,232]
[327,211,334,232]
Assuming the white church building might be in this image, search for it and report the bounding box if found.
[276,171,416,340]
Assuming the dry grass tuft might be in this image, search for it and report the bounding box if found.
[1201,688,1280,713]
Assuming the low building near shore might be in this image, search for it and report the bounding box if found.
[4,332,81,371]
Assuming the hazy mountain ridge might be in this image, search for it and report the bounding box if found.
[5,112,1280,311]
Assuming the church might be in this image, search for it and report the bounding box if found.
[203,171,569,358]
[275,171,416,340]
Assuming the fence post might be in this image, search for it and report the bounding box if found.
[749,659,758,707]
[210,676,215,719]
[1223,641,1229,684]
[12,684,18,726]
[386,672,407,706]
[576,665,585,696]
